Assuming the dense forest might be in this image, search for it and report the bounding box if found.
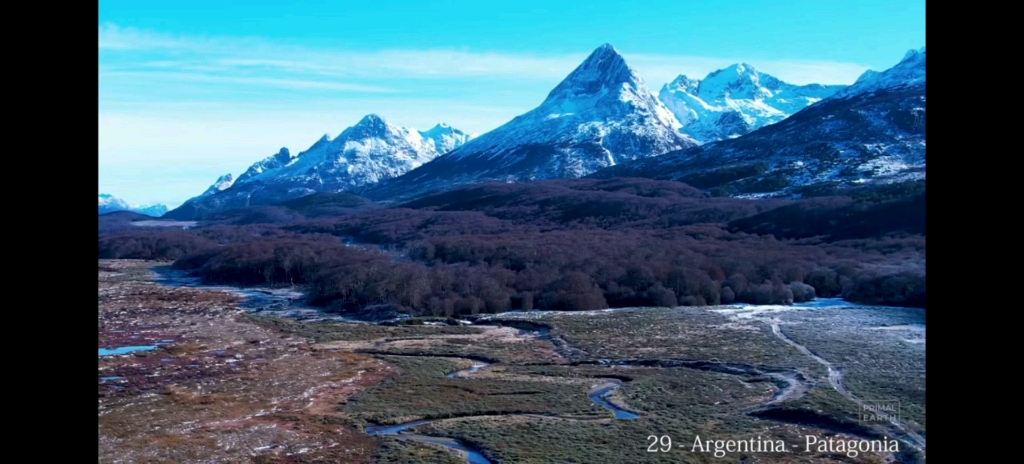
[99,178,926,319]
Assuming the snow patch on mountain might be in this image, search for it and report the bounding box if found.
[200,174,235,197]
[419,123,472,154]
[825,47,925,102]
[244,114,457,188]
[99,193,168,216]
[658,63,846,143]
[164,115,468,219]
[444,43,695,168]
[363,43,698,202]
[235,147,299,184]
[592,47,926,197]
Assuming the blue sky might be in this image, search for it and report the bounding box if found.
[99,0,925,209]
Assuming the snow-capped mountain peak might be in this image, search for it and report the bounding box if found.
[419,123,471,154]
[827,47,925,101]
[696,62,782,101]
[854,70,881,85]
[235,147,295,184]
[342,113,395,139]
[247,114,453,185]
[595,47,926,197]
[164,115,469,219]
[903,46,925,61]
[200,173,235,197]
[359,43,697,202]
[99,193,168,216]
[530,44,684,132]
[543,43,642,103]
[98,193,129,209]
[658,62,846,143]
[665,74,701,93]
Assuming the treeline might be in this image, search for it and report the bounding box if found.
[726,182,925,240]
[98,231,215,261]
[101,229,922,317]
[98,178,926,314]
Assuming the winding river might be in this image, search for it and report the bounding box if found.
[149,269,924,463]
[363,360,641,463]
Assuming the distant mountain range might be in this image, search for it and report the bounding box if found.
[359,44,698,202]
[592,47,926,197]
[157,44,924,218]
[658,64,846,143]
[98,194,168,217]
[163,117,470,220]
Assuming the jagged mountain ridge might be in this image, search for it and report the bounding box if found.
[658,63,846,143]
[99,193,168,217]
[360,43,698,203]
[200,174,235,197]
[590,48,926,197]
[827,47,925,101]
[163,115,469,219]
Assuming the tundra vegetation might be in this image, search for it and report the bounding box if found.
[100,178,926,321]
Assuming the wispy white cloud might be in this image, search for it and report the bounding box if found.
[100,23,255,52]
[99,22,874,206]
[100,23,585,80]
[103,71,399,93]
[100,23,869,85]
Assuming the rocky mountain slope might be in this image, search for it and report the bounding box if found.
[99,193,168,217]
[658,64,845,142]
[163,115,468,219]
[360,43,698,202]
[591,48,926,198]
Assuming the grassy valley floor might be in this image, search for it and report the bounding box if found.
[99,260,924,463]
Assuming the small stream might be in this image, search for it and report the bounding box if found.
[143,271,921,461]
[588,380,640,419]
[446,363,487,378]
[99,345,157,356]
[152,267,368,323]
[363,361,640,463]
[366,420,491,464]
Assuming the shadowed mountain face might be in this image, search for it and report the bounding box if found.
[163,116,469,220]
[359,44,698,203]
[593,49,926,198]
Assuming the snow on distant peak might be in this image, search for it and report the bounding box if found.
[854,70,881,84]
[166,114,473,217]
[696,63,782,101]
[658,62,845,143]
[826,47,926,102]
[419,123,471,154]
[452,42,695,161]
[98,193,168,216]
[543,43,643,104]
[200,173,235,197]
[98,193,129,209]
[235,147,295,184]
[338,113,406,141]
[243,114,459,188]
[903,47,926,61]
[666,75,701,93]
[364,43,697,199]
